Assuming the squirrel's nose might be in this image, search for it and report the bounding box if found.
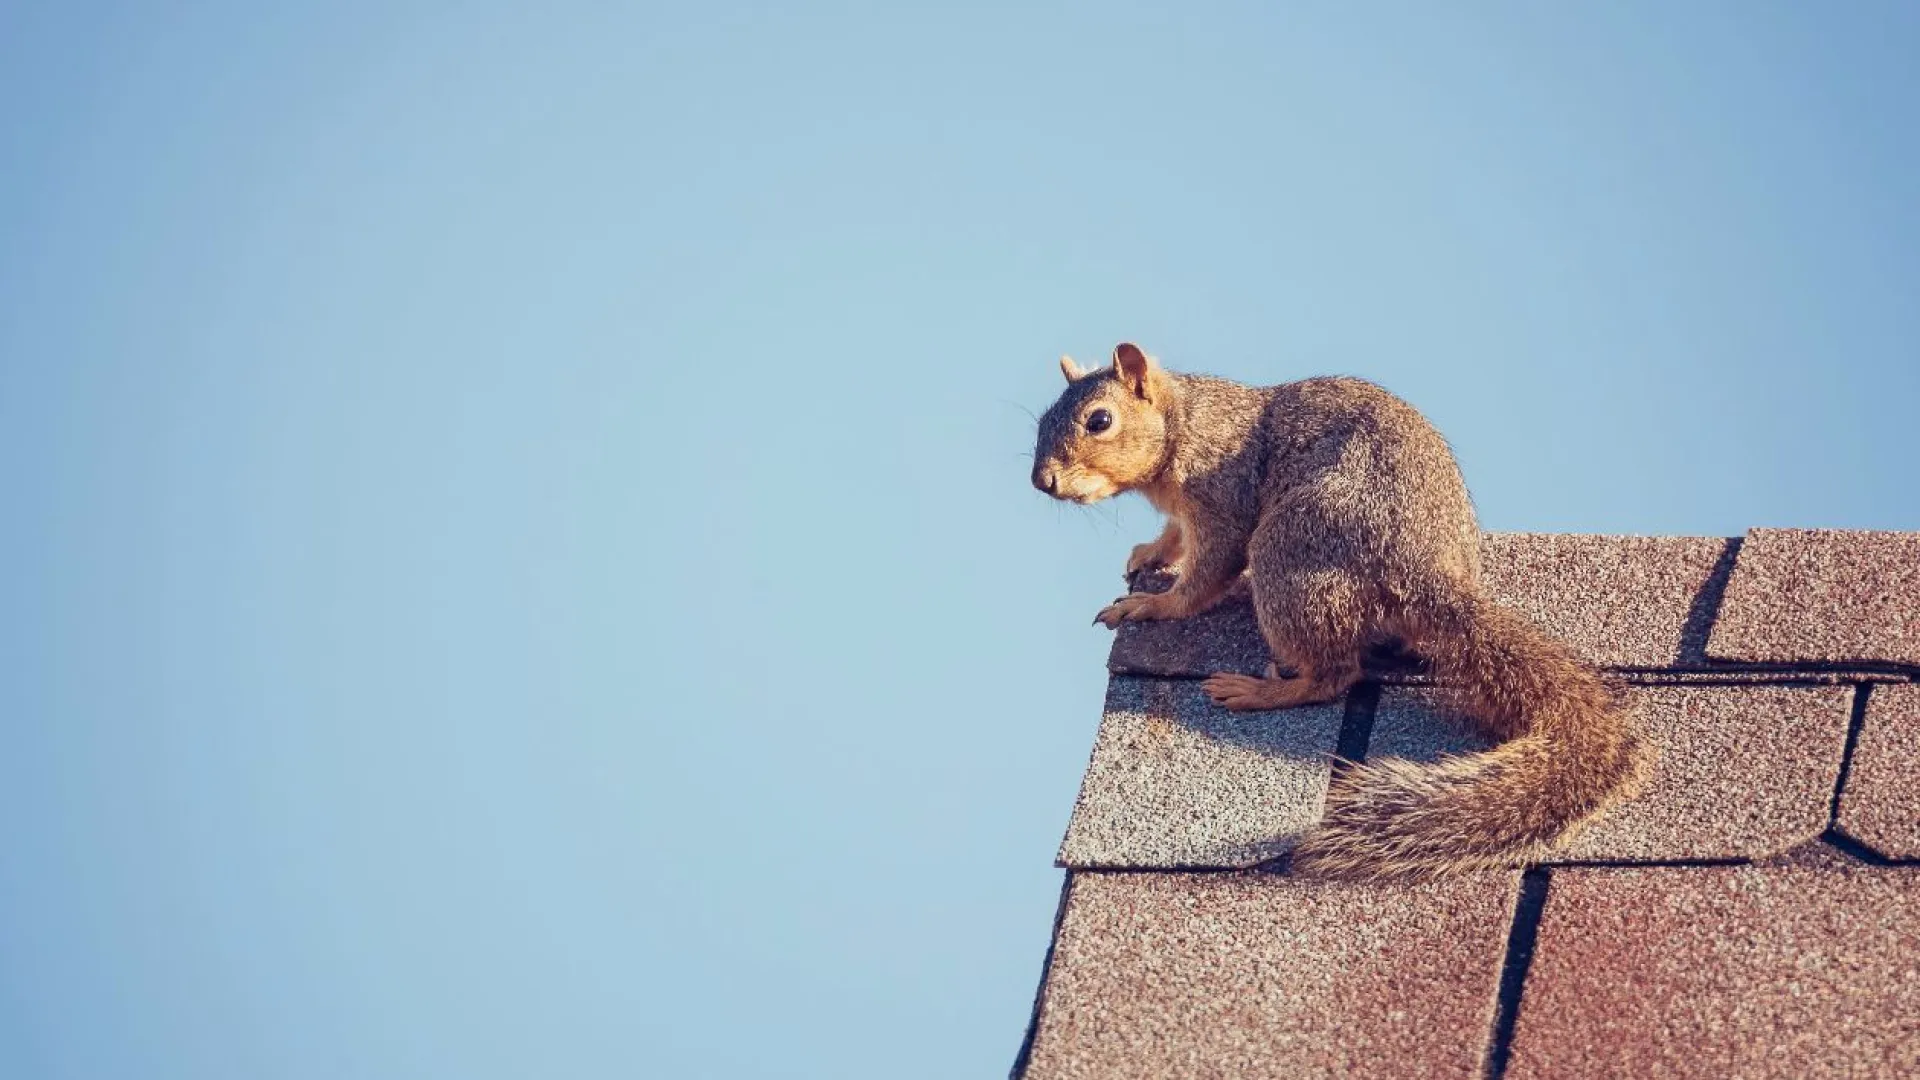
[1033,466,1059,496]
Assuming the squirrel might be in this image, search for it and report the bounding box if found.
[1030,343,1649,880]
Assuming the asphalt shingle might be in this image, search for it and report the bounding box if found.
[1055,678,1344,869]
[1837,682,1920,859]
[1020,870,1520,1080]
[1362,687,1492,765]
[1479,533,1735,668]
[1707,528,1920,668]
[1365,684,1855,862]
[1505,865,1920,1079]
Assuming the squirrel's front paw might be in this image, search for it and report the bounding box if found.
[1126,541,1169,578]
[1094,591,1181,628]
[1128,541,1159,576]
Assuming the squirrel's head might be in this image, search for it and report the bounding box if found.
[1031,342,1174,503]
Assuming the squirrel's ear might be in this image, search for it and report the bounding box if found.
[1112,342,1157,400]
[1059,354,1086,383]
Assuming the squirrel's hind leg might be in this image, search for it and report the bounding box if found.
[1210,525,1370,713]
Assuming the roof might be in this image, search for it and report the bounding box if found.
[1013,529,1920,1080]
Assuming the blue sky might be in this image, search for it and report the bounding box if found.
[3,4,1917,1078]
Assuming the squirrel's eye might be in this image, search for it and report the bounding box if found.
[1085,408,1114,434]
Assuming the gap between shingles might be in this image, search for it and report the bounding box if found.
[1244,682,1379,876]
[1009,871,1075,1080]
[1333,679,1382,770]
[1819,685,1910,867]
[1117,659,1920,685]
[1071,851,1914,874]
[1483,868,1551,1080]
[1819,830,1914,866]
[1676,534,1743,664]
[1826,683,1873,829]
[1612,662,1917,681]
[1542,856,1750,870]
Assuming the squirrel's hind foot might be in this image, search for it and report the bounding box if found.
[1203,670,1346,712]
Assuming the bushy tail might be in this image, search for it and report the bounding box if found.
[1292,591,1651,880]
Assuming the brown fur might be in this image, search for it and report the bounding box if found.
[1031,344,1651,880]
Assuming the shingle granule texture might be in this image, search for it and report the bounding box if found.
[1505,865,1920,1079]
[1055,678,1343,869]
[1109,534,1734,677]
[1837,682,1920,859]
[1365,684,1854,862]
[1021,870,1520,1080]
[1707,528,1920,667]
[1479,533,1735,668]
[1023,527,1920,1075]
[1363,688,1492,764]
